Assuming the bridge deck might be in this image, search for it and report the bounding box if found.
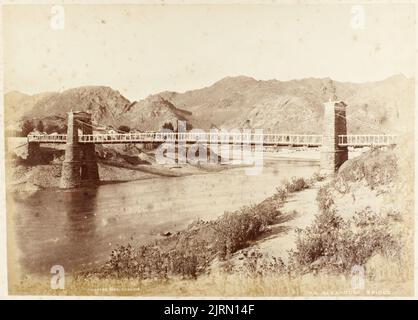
[27,133,397,147]
[338,134,397,147]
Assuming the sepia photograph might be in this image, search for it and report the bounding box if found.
[0,1,415,298]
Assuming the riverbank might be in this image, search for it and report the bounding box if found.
[8,141,260,192]
[8,159,240,193]
[84,175,321,277]
[80,146,413,296]
[7,146,340,195]
[8,148,350,193]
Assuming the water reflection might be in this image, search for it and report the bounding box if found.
[60,188,99,273]
[65,189,98,242]
[13,187,99,275]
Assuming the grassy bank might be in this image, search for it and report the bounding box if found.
[13,258,411,296]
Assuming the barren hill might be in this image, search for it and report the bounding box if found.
[159,75,414,134]
[5,74,414,135]
[5,86,198,133]
[121,95,196,131]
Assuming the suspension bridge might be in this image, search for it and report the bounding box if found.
[17,100,398,188]
[27,132,397,147]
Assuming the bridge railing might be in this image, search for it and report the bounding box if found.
[78,132,323,145]
[262,134,322,146]
[28,134,67,143]
[27,133,398,147]
[338,134,397,146]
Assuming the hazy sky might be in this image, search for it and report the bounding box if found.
[2,3,415,101]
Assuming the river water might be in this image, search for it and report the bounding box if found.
[10,158,318,276]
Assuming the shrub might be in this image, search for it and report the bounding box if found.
[118,125,131,133]
[105,244,140,278]
[170,236,214,278]
[339,209,399,267]
[213,192,284,260]
[288,208,397,274]
[162,122,175,131]
[213,207,264,260]
[255,195,284,226]
[316,183,334,213]
[20,120,35,136]
[284,177,309,193]
[275,187,288,202]
[288,209,345,273]
[95,234,214,280]
[311,171,326,182]
[36,120,44,132]
[240,248,286,277]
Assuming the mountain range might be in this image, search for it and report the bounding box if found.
[4,75,414,135]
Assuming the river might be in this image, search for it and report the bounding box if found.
[10,157,318,276]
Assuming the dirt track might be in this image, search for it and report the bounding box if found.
[255,184,322,262]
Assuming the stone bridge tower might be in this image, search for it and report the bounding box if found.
[27,140,42,164]
[320,100,348,175]
[60,111,99,188]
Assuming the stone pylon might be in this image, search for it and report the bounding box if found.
[60,111,99,188]
[27,141,42,164]
[320,100,348,175]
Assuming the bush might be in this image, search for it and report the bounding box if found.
[105,244,140,278]
[288,208,397,274]
[213,207,264,260]
[118,125,130,133]
[288,209,344,273]
[240,248,286,277]
[36,120,44,132]
[284,177,309,193]
[311,172,326,182]
[339,209,398,267]
[274,173,324,205]
[20,120,35,136]
[162,122,175,131]
[316,183,334,213]
[100,237,213,280]
[275,187,288,202]
[255,194,284,225]
[213,191,285,260]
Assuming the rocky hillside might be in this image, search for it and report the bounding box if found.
[160,74,414,134]
[5,86,197,133]
[121,95,196,131]
[5,74,414,134]
[22,86,130,127]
